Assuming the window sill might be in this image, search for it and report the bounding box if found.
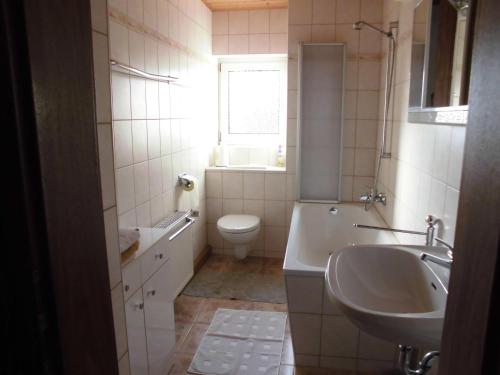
[206,166,286,173]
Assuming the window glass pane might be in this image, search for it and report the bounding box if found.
[228,70,281,134]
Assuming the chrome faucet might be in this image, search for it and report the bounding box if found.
[353,215,454,268]
[354,215,438,246]
[359,190,387,210]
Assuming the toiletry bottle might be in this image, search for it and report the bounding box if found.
[276,145,285,167]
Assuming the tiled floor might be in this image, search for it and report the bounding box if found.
[169,255,360,375]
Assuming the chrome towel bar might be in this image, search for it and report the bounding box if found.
[110,59,178,83]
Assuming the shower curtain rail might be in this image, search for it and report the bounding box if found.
[110,59,179,83]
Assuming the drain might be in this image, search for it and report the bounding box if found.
[329,207,339,215]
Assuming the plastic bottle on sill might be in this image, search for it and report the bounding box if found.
[276,145,285,168]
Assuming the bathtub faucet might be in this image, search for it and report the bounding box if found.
[359,190,387,209]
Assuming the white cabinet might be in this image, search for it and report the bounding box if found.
[123,218,194,375]
[125,289,148,375]
[169,223,194,297]
[144,262,176,375]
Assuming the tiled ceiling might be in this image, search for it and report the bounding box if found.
[202,0,288,11]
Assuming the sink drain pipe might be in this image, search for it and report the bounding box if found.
[398,345,440,375]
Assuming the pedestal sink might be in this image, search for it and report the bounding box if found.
[325,245,448,349]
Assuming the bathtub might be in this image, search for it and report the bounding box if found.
[283,202,400,371]
[284,202,397,276]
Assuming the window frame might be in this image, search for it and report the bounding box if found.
[218,58,287,147]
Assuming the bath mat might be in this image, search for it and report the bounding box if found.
[188,309,287,375]
[182,271,286,304]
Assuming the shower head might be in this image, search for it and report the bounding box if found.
[352,21,394,38]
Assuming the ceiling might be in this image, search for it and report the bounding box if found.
[202,0,288,11]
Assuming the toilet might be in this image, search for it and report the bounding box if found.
[217,214,261,259]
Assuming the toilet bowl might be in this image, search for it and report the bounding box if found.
[217,214,261,259]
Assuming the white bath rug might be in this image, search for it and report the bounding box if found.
[188,309,287,375]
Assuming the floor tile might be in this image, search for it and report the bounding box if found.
[177,323,209,354]
[174,295,204,323]
[195,298,253,324]
[168,353,193,375]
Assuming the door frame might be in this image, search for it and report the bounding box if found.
[3,0,119,374]
[439,0,500,373]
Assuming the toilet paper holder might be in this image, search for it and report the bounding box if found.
[178,173,195,190]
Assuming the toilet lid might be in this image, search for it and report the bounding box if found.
[217,215,260,234]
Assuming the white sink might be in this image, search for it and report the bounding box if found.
[325,245,448,349]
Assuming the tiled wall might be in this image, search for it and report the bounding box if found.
[375,0,465,247]
[90,0,130,373]
[212,9,288,55]
[286,273,398,372]
[287,0,384,202]
[108,0,216,259]
[206,169,296,258]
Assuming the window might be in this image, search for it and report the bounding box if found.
[219,60,287,147]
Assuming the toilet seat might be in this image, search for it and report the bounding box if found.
[217,215,260,234]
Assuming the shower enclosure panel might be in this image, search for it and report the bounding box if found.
[298,43,345,202]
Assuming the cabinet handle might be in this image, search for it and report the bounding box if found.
[124,284,130,292]
[169,217,195,241]
[155,253,163,260]
[146,290,156,297]
[134,302,144,310]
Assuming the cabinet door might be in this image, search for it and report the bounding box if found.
[143,261,176,375]
[168,223,193,297]
[124,289,148,375]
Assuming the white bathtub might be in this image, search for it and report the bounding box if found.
[283,202,400,370]
[284,202,397,276]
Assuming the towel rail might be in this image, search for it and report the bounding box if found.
[110,59,178,83]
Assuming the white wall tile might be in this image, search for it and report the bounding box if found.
[320,315,359,357]
[335,0,360,24]
[228,35,249,54]
[136,201,152,227]
[206,171,223,198]
[222,198,243,215]
[265,173,286,200]
[312,0,335,25]
[213,35,229,55]
[222,172,243,198]
[116,166,135,214]
[132,120,148,163]
[147,120,161,159]
[111,73,131,120]
[249,34,270,54]
[130,78,147,119]
[358,332,396,361]
[286,276,323,313]
[264,200,286,226]
[113,125,133,168]
[133,161,150,205]
[269,33,288,53]
[249,10,270,34]
[270,9,288,33]
[228,11,249,35]
[148,158,163,197]
[289,0,313,25]
[213,11,228,35]
[129,30,145,70]
[109,21,129,64]
[289,313,321,354]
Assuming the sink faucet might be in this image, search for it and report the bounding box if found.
[353,215,454,268]
[354,215,438,246]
